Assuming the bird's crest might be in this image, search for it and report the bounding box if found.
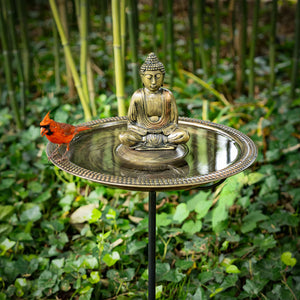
[40,111,52,126]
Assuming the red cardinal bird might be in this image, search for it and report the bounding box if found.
[40,111,90,159]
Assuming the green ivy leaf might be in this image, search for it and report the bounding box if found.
[15,278,27,289]
[156,263,170,279]
[187,191,210,212]
[51,258,65,269]
[175,260,194,271]
[88,208,102,224]
[253,234,277,251]
[59,194,75,212]
[89,271,100,284]
[192,287,205,299]
[0,178,14,191]
[128,240,147,254]
[79,285,93,297]
[241,211,269,233]
[106,208,116,220]
[220,274,238,290]
[155,285,163,298]
[82,256,99,269]
[61,278,71,291]
[212,173,245,232]
[156,213,172,227]
[182,220,202,234]
[195,199,213,219]
[198,271,214,284]
[0,205,14,221]
[37,270,57,289]
[173,203,189,223]
[22,125,40,142]
[209,287,224,298]
[160,268,185,283]
[102,251,120,267]
[212,203,228,233]
[225,265,241,274]
[0,224,13,235]
[246,172,265,185]
[34,190,52,203]
[10,232,33,241]
[28,181,43,193]
[243,278,269,296]
[281,252,297,267]
[20,205,41,223]
[0,238,16,255]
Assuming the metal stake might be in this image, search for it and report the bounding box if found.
[148,191,156,300]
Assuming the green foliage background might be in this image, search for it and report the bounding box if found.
[0,1,299,299]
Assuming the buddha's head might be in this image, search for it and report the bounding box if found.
[140,53,165,92]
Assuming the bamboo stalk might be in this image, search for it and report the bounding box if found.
[112,0,126,116]
[86,1,96,117]
[236,0,247,95]
[202,99,209,121]
[269,0,277,92]
[290,0,300,99]
[87,57,96,116]
[5,0,26,120]
[167,0,175,87]
[50,0,92,121]
[53,20,61,92]
[188,0,196,73]
[132,0,139,49]
[120,0,126,75]
[79,0,90,105]
[163,0,168,65]
[214,0,221,69]
[248,0,260,100]
[74,0,80,29]
[58,0,76,98]
[214,0,221,70]
[15,0,30,90]
[75,0,96,116]
[196,0,209,78]
[152,0,159,53]
[0,4,23,129]
[99,0,107,32]
[127,0,140,90]
[229,0,236,59]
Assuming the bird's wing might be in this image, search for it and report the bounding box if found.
[58,122,75,136]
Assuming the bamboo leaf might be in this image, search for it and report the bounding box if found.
[180,69,230,106]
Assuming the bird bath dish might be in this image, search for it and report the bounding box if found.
[46,116,257,191]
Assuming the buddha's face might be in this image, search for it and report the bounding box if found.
[141,70,164,92]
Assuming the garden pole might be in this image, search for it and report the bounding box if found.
[148,191,156,300]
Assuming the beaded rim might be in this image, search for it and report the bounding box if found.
[47,117,257,191]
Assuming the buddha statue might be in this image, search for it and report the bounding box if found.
[119,53,189,150]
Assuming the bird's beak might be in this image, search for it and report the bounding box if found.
[40,127,46,137]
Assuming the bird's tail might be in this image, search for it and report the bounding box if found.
[75,125,90,133]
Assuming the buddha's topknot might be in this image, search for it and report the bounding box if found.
[140,53,165,75]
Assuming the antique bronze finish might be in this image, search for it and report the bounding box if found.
[119,53,189,151]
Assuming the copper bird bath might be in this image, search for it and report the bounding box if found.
[46,54,257,299]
